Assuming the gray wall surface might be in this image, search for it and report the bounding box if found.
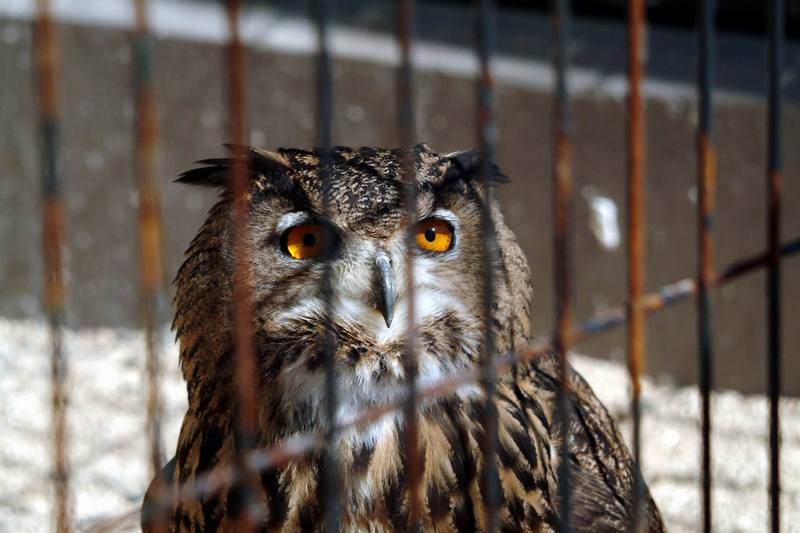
[1,5,798,394]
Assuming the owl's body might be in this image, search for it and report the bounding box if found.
[145,145,664,532]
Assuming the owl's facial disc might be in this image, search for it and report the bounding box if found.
[269,207,473,344]
[261,205,484,430]
[271,208,462,336]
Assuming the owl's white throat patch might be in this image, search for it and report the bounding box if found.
[271,284,482,443]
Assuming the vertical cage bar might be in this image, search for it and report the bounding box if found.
[766,1,784,531]
[313,1,341,531]
[396,0,422,528]
[696,1,717,531]
[626,0,647,530]
[35,1,71,530]
[475,1,500,530]
[551,0,573,531]
[133,0,165,491]
[225,0,260,528]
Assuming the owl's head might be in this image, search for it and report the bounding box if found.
[174,144,530,434]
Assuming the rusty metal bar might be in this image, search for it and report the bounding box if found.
[626,0,647,529]
[312,0,341,531]
[475,0,500,530]
[766,1,784,531]
[35,1,71,531]
[225,0,260,529]
[133,0,165,497]
[396,0,422,528]
[90,231,799,531]
[696,1,717,531]
[133,1,167,530]
[552,0,574,530]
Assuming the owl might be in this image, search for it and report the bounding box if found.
[142,144,664,532]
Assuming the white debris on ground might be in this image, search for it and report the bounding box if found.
[573,355,800,533]
[0,318,798,532]
[0,319,186,532]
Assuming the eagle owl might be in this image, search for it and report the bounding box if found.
[144,144,664,532]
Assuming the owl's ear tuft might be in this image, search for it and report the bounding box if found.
[175,158,231,188]
[244,146,296,195]
[176,145,294,193]
[440,149,511,187]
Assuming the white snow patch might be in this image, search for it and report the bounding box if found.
[1,322,799,531]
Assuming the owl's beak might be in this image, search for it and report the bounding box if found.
[374,252,396,328]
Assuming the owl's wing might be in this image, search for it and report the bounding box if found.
[523,353,665,532]
[141,456,177,532]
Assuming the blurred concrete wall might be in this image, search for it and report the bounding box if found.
[0,2,798,394]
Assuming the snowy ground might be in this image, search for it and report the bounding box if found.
[1,317,798,532]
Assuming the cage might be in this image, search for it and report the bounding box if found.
[0,0,798,531]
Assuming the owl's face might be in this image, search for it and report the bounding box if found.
[177,145,528,437]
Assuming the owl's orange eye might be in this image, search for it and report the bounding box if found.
[283,224,326,260]
[416,218,454,253]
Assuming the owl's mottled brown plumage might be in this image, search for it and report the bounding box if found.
[143,144,664,532]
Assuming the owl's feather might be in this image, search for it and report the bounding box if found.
[143,145,664,532]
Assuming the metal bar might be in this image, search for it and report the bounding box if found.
[133,0,165,501]
[552,0,573,530]
[626,0,647,530]
[225,0,260,529]
[475,1,500,530]
[90,233,800,530]
[35,1,71,531]
[133,1,167,530]
[696,1,717,531]
[312,1,340,531]
[396,0,422,529]
[766,1,784,531]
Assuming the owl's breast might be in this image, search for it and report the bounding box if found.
[260,390,558,533]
